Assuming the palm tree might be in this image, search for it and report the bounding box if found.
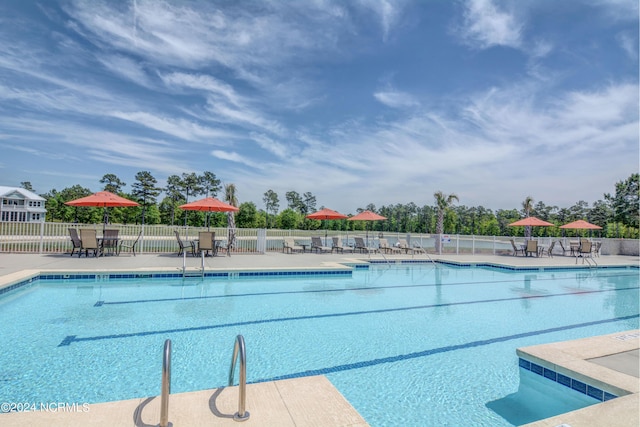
[522,196,534,239]
[434,191,459,253]
[224,183,238,251]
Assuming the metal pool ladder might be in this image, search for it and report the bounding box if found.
[228,335,250,422]
[159,339,172,427]
[180,251,205,278]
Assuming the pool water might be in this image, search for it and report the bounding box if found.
[0,265,638,426]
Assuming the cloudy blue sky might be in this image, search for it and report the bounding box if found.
[0,0,637,214]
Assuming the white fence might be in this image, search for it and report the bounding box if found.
[0,221,628,255]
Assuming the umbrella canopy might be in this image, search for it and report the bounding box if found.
[180,197,239,230]
[305,208,348,220]
[65,191,139,208]
[306,208,347,244]
[179,197,239,212]
[65,191,139,230]
[508,216,554,227]
[559,220,602,230]
[347,210,387,221]
[347,210,387,245]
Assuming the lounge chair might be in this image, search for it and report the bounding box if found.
[197,231,215,256]
[354,237,377,253]
[379,238,401,254]
[102,229,119,256]
[69,228,82,257]
[79,229,101,257]
[174,230,195,256]
[411,242,427,254]
[283,237,304,254]
[510,239,524,256]
[524,240,538,257]
[332,237,353,253]
[397,239,417,254]
[118,231,142,256]
[311,237,332,253]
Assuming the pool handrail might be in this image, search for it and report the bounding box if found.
[228,335,250,422]
[160,339,171,427]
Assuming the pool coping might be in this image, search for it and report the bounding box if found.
[0,375,370,427]
[518,330,640,427]
[1,257,637,295]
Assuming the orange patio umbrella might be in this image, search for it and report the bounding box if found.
[508,216,554,239]
[559,220,602,230]
[65,191,139,230]
[348,210,387,245]
[306,208,348,243]
[179,197,239,230]
[560,219,602,238]
[508,217,554,227]
[348,210,387,222]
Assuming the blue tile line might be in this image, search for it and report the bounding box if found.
[60,288,639,346]
[254,314,638,384]
[95,273,639,308]
[519,356,616,402]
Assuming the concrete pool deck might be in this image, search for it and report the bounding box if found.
[0,251,638,426]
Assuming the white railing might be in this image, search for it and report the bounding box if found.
[0,221,621,255]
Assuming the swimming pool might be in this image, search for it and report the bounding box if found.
[0,264,638,426]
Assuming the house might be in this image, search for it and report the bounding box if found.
[0,186,47,222]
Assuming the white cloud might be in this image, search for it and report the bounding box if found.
[373,90,419,108]
[458,0,523,49]
[211,150,261,168]
[249,133,290,158]
[108,111,233,141]
[159,72,240,105]
[356,0,405,41]
[616,32,638,60]
[97,54,151,88]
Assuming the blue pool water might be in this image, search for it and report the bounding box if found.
[0,264,638,426]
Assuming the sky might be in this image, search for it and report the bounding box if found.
[0,0,638,215]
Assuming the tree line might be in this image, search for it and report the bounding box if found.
[21,172,639,238]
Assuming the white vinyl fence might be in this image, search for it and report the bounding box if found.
[0,221,626,255]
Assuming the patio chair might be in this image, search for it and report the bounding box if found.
[592,241,602,257]
[118,231,142,256]
[510,239,524,256]
[557,240,570,256]
[311,237,332,253]
[283,237,304,254]
[575,241,593,264]
[215,238,231,257]
[332,237,353,253]
[569,240,580,256]
[354,237,377,253]
[524,240,538,257]
[197,231,215,256]
[79,229,101,257]
[102,229,119,256]
[69,228,82,257]
[174,230,195,257]
[379,238,401,254]
[540,240,555,257]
